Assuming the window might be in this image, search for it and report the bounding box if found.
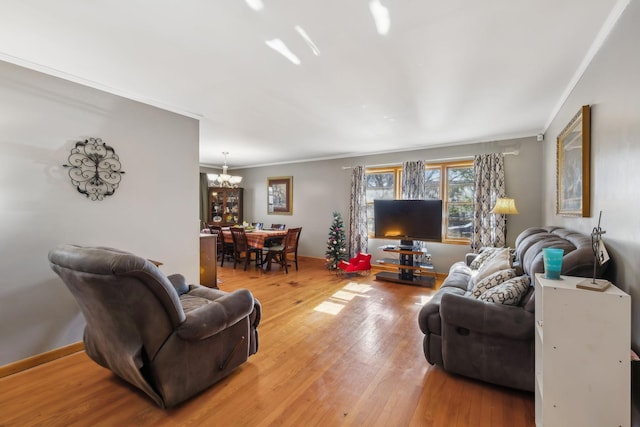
[441,163,474,241]
[365,161,474,243]
[365,168,401,236]
[425,167,441,199]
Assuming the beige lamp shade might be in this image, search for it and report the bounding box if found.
[491,198,519,215]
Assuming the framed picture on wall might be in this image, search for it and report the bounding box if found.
[556,105,591,217]
[267,176,293,215]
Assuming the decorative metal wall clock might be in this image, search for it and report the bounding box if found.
[63,137,125,201]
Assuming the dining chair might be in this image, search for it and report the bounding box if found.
[230,227,263,271]
[263,227,302,273]
[212,225,234,266]
[207,224,224,260]
[270,224,286,230]
[251,222,264,230]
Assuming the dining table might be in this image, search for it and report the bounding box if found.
[221,228,287,249]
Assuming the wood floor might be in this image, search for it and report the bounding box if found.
[0,257,534,426]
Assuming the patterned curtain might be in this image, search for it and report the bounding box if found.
[199,173,209,229]
[348,166,368,257]
[401,161,427,259]
[471,153,506,250]
[401,160,426,199]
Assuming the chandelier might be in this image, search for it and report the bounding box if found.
[207,152,242,188]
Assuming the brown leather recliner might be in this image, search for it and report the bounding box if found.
[48,244,261,408]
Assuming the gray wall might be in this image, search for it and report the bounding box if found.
[0,61,200,366]
[203,135,543,275]
[541,0,640,351]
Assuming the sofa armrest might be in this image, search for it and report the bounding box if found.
[440,293,534,340]
[418,286,467,334]
[465,253,478,266]
[418,300,441,334]
[176,289,255,340]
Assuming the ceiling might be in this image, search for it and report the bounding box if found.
[0,0,624,169]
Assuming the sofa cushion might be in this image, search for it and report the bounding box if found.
[471,248,512,285]
[515,227,604,279]
[470,268,517,298]
[469,247,499,270]
[478,275,531,305]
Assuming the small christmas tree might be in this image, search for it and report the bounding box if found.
[325,211,348,270]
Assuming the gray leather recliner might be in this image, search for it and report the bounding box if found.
[48,244,261,408]
[418,226,606,391]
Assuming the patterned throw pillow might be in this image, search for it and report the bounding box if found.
[470,268,517,298]
[471,248,512,286]
[478,275,532,305]
[469,247,499,270]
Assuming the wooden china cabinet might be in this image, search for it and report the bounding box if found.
[208,187,243,226]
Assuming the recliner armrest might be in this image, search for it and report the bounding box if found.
[176,289,255,340]
[167,273,189,295]
[440,293,534,340]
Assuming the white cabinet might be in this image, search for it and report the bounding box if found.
[534,273,630,427]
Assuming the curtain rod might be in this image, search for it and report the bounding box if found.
[341,150,519,169]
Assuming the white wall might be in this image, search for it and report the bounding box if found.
[203,135,543,274]
[0,61,200,366]
[541,0,640,350]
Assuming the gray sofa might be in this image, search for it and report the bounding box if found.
[49,244,261,408]
[418,226,607,391]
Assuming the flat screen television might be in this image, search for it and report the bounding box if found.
[374,199,443,244]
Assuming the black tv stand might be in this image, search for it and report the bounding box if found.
[375,241,435,287]
[398,239,415,250]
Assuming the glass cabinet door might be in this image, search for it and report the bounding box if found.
[208,187,243,226]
